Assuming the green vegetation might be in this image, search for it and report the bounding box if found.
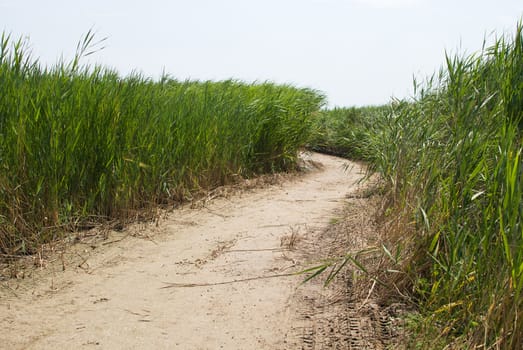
[0,32,324,256]
[308,105,387,160]
[310,23,523,349]
[4,20,523,349]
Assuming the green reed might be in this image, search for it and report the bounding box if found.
[308,105,388,160]
[308,21,523,350]
[366,23,523,349]
[0,31,324,255]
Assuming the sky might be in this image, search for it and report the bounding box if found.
[1,0,522,107]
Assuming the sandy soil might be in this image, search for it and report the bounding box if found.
[0,152,394,349]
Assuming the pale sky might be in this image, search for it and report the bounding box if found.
[1,0,522,106]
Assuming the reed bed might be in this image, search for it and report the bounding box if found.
[371,24,523,349]
[308,105,387,160]
[0,32,324,256]
[309,22,523,349]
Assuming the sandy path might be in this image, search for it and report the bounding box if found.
[0,152,365,349]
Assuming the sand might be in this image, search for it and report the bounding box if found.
[1,152,374,349]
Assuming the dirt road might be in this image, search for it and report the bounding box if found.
[1,152,368,349]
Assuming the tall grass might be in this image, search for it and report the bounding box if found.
[308,105,388,160]
[365,24,523,348]
[0,31,325,255]
[309,22,523,349]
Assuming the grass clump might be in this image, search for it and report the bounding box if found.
[0,31,325,256]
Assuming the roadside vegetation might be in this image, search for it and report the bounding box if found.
[308,105,387,160]
[0,31,325,257]
[310,23,523,349]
